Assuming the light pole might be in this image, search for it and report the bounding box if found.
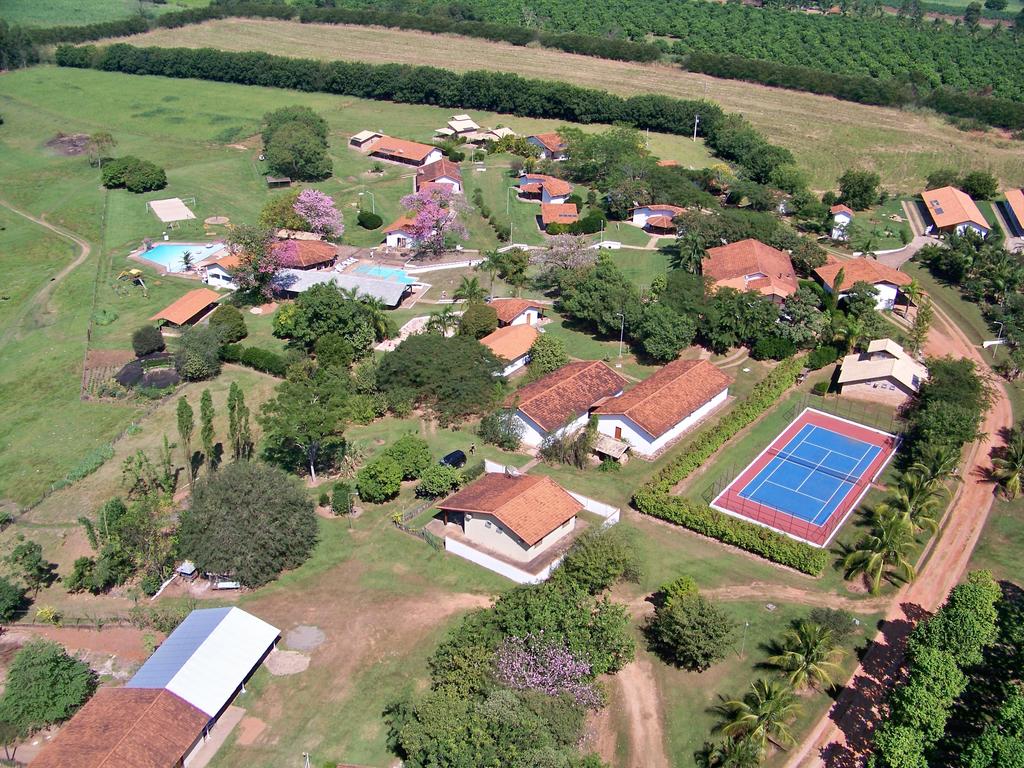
[507,186,519,244]
[358,191,375,214]
[692,113,700,142]
[616,312,625,366]
[739,621,750,658]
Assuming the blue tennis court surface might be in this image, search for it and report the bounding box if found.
[737,423,882,526]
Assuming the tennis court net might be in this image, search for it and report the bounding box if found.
[767,448,867,486]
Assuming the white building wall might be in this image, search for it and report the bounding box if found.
[463,512,575,562]
[596,388,729,456]
[509,308,540,326]
[499,354,530,377]
[444,537,561,584]
[513,410,590,448]
[955,222,989,237]
[204,267,237,290]
[541,188,569,205]
[423,148,444,166]
[385,231,412,248]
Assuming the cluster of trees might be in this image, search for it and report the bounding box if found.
[355,434,433,503]
[262,106,332,181]
[386,527,639,767]
[925,168,999,200]
[100,156,167,193]
[259,187,344,238]
[0,20,38,70]
[56,44,796,185]
[273,282,394,358]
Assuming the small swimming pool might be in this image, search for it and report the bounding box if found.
[138,242,225,273]
[353,263,416,284]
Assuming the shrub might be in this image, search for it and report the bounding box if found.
[807,344,840,370]
[101,156,166,192]
[139,369,180,390]
[331,481,353,515]
[646,590,736,671]
[174,325,223,381]
[221,344,291,377]
[208,304,248,343]
[383,435,432,480]
[357,210,383,230]
[477,409,524,450]
[0,577,26,622]
[0,640,96,734]
[416,464,463,498]
[458,303,499,339]
[808,607,857,644]
[315,333,354,370]
[356,456,403,503]
[751,335,797,361]
[551,527,641,595]
[812,380,830,396]
[131,325,165,357]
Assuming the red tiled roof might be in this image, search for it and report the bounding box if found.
[481,324,539,362]
[384,215,417,234]
[272,239,337,268]
[541,203,579,226]
[149,288,221,325]
[438,472,581,546]
[830,204,855,217]
[506,360,626,432]
[32,688,207,768]
[703,238,798,299]
[634,204,686,216]
[1005,189,1024,229]
[645,215,675,230]
[369,135,438,162]
[814,258,913,291]
[657,159,679,167]
[519,182,543,195]
[529,133,567,154]
[522,174,573,197]
[489,298,543,324]
[922,186,989,231]
[594,359,733,438]
[416,157,462,185]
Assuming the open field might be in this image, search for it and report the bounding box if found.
[109,18,1024,191]
[2,0,207,27]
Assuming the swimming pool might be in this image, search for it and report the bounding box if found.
[138,243,225,273]
[353,263,416,284]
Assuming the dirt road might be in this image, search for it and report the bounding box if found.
[783,300,1012,768]
[616,654,670,768]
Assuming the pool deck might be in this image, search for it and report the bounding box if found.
[128,241,226,278]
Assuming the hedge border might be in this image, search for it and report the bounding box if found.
[632,355,829,575]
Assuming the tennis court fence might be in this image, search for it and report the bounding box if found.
[786,394,907,436]
[709,487,850,547]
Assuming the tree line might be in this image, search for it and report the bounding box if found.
[55,43,795,184]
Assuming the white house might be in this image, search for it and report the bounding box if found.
[814,258,913,311]
[437,472,581,563]
[383,216,418,248]
[481,324,539,377]
[368,135,444,167]
[593,359,733,457]
[631,204,685,231]
[830,204,854,241]
[199,251,240,290]
[922,186,990,237]
[518,173,573,205]
[416,157,463,194]
[489,298,544,327]
[527,132,568,160]
[838,338,928,406]
[507,360,626,447]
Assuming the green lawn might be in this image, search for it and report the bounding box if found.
[1,0,207,27]
[851,198,914,252]
[610,246,669,286]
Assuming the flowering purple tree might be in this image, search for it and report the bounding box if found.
[293,188,344,239]
[399,186,468,259]
[494,634,603,709]
[227,225,297,300]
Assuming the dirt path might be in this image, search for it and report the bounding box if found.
[616,655,670,768]
[784,299,1012,768]
[0,198,92,348]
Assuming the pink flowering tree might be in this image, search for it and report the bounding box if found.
[494,634,604,709]
[227,225,297,300]
[399,186,468,259]
[293,188,344,239]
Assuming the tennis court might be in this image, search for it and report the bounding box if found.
[711,408,897,547]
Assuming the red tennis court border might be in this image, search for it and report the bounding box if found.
[710,408,898,548]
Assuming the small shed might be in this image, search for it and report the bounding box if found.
[149,288,221,327]
[266,175,292,188]
[350,130,382,148]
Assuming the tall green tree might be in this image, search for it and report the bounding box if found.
[200,389,216,472]
[5,539,56,595]
[843,510,917,594]
[992,427,1024,499]
[837,169,880,210]
[672,230,708,274]
[227,383,253,462]
[878,471,946,533]
[716,678,801,751]
[0,640,95,738]
[454,275,487,304]
[176,397,195,486]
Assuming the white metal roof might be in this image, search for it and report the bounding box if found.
[126,607,279,718]
[147,198,196,224]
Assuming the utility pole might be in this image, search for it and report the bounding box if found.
[692,113,700,142]
[616,312,625,366]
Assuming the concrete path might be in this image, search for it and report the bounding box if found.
[872,234,941,269]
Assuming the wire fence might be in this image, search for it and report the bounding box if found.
[787,394,907,437]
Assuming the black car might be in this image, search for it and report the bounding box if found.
[440,449,467,468]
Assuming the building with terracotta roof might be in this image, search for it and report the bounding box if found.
[527,132,568,160]
[814,257,913,311]
[593,359,733,457]
[383,216,418,248]
[1003,188,1024,237]
[702,238,798,303]
[507,360,626,447]
[200,251,241,290]
[416,158,463,194]
[32,688,209,768]
[539,203,579,231]
[838,338,928,406]
[150,288,221,327]
[518,173,573,204]
[921,186,990,236]
[368,135,444,167]
[481,324,540,377]
[272,239,338,270]
[489,297,544,327]
[437,472,581,562]
[631,204,686,232]
[830,204,854,241]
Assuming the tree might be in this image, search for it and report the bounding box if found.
[879,470,946,533]
[767,620,845,690]
[200,389,216,472]
[647,588,737,671]
[0,640,96,738]
[843,510,916,594]
[226,382,253,462]
[842,280,880,319]
[476,250,503,293]
[0,577,26,621]
[458,302,499,339]
[356,455,403,503]
[777,286,827,348]
[959,170,999,201]
[837,169,881,210]
[178,460,318,587]
[399,186,469,258]
[491,249,530,294]
[384,434,432,480]
[86,131,116,168]
[425,305,460,336]
[552,526,641,595]
[292,188,344,238]
[992,427,1024,499]
[454,276,487,305]
[716,678,801,751]
[176,397,195,486]
[910,443,960,486]
[635,302,697,362]
[477,408,525,450]
[528,334,569,377]
[131,325,165,357]
[226,224,293,300]
[5,539,56,595]
[265,121,332,181]
[417,464,463,498]
[925,168,960,189]
[964,1,982,27]
[258,189,306,231]
[174,324,223,381]
[315,332,355,370]
[984,0,1007,9]
[272,282,380,354]
[699,736,763,768]
[208,304,248,344]
[909,298,933,354]
[259,362,348,482]
[557,253,642,337]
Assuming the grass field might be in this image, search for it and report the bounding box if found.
[109,18,1024,191]
[2,0,207,27]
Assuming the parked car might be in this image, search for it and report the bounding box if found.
[440,449,467,469]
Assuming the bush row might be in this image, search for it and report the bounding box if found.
[54,43,792,183]
[221,343,290,377]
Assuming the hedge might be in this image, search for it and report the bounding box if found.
[631,355,829,575]
[54,44,792,184]
[221,343,290,376]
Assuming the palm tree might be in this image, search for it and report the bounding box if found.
[766,620,846,691]
[476,250,502,293]
[910,443,961,487]
[901,278,922,318]
[879,471,946,533]
[701,736,762,768]
[181,250,194,272]
[992,428,1024,499]
[361,296,396,341]
[835,313,865,353]
[843,510,917,595]
[716,678,801,751]
[672,231,706,274]
[426,305,459,336]
[453,275,486,304]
